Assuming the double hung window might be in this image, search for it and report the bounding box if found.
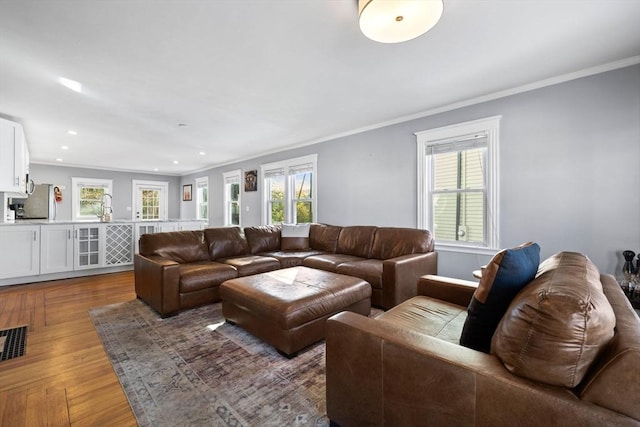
[416,117,500,252]
[261,154,317,225]
[195,177,209,221]
[71,177,113,220]
[222,170,241,226]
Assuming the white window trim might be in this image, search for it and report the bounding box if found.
[71,177,113,220]
[222,169,241,227]
[195,176,209,222]
[131,179,169,221]
[260,154,318,225]
[416,116,501,255]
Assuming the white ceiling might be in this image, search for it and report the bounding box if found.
[1,0,639,175]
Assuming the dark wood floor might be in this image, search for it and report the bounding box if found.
[0,271,137,426]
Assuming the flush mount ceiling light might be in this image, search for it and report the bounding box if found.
[358,0,444,43]
[58,77,82,93]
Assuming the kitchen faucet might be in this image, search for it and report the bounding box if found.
[99,193,113,222]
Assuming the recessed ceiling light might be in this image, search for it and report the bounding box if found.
[58,77,82,93]
[61,145,69,150]
[153,168,159,172]
[199,151,206,156]
[173,160,179,164]
[56,158,63,162]
[67,130,78,135]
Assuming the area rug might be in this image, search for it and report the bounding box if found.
[90,299,380,426]
[0,325,27,361]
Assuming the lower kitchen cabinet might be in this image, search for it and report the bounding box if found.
[40,224,74,274]
[74,224,102,270]
[0,225,40,279]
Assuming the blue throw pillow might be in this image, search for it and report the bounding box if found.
[460,242,541,353]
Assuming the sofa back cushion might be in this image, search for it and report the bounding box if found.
[492,252,616,388]
[309,223,341,253]
[370,227,434,260]
[204,227,250,260]
[281,223,310,250]
[139,230,209,263]
[244,225,281,254]
[460,242,540,353]
[336,226,377,258]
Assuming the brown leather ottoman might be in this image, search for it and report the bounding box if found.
[220,266,371,357]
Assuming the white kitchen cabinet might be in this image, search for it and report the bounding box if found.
[134,222,158,253]
[0,225,40,279]
[0,117,28,195]
[104,223,133,266]
[74,224,101,270]
[178,221,206,231]
[158,222,179,232]
[40,224,74,274]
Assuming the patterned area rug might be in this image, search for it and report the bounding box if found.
[90,299,379,426]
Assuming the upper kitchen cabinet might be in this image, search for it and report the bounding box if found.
[0,117,29,196]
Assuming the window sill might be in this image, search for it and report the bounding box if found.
[434,243,498,256]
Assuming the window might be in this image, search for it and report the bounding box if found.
[222,170,241,226]
[416,116,500,253]
[132,180,168,221]
[71,177,113,220]
[195,177,209,221]
[260,154,317,225]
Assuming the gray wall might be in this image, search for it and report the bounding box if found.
[181,64,640,279]
[26,163,182,221]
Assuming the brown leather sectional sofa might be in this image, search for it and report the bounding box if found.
[134,223,437,317]
[326,252,640,426]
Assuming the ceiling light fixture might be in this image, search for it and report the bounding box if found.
[173,160,179,164]
[358,0,443,43]
[199,151,206,156]
[58,77,82,93]
[67,130,78,135]
[61,145,69,150]
[56,158,63,162]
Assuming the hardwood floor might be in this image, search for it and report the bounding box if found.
[0,271,138,426]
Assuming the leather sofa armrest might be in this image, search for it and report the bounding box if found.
[381,252,437,309]
[326,311,634,427]
[134,254,181,317]
[417,274,478,307]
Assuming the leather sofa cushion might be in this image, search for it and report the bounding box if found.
[261,250,327,268]
[337,259,383,288]
[139,230,209,263]
[492,252,616,388]
[309,223,341,253]
[303,254,365,273]
[179,261,238,293]
[336,226,377,258]
[370,227,434,260]
[204,227,250,260]
[244,225,281,254]
[219,255,281,277]
[377,296,467,345]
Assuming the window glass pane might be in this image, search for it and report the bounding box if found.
[268,176,285,200]
[295,201,313,223]
[141,189,160,220]
[269,201,285,223]
[433,192,484,244]
[231,202,240,225]
[293,172,312,198]
[230,183,239,201]
[433,148,485,190]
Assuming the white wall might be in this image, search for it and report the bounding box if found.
[182,64,640,279]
